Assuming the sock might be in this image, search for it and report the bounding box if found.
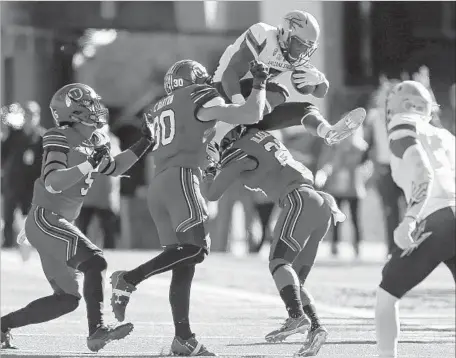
[169,264,195,340]
[83,268,105,336]
[1,294,79,331]
[124,245,201,286]
[279,285,304,318]
[303,304,321,331]
[300,285,320,330]
[375,287,399,358]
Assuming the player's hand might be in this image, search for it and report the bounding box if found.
[314,169,328,188]
[325,107,367,145]
[250,60,269,89]
[394,216,416,251]
[141,113,156,142]
[400,219,432,257]
[292,65,326,87]
[88,145,110,168]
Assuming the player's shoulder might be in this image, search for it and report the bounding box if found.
[42,126,71,153]
[189,84,225,108]
[248,22,276,39]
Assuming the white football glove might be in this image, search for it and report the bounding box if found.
[314,170,328,188]
[394,217,417,250]
[400,219,432,257]
[292,65,326,88]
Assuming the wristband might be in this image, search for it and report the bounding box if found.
[129,137,153,158]
[77,161,93,176]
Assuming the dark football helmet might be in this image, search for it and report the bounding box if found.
[164,60,210,95]
[49,83,108,128]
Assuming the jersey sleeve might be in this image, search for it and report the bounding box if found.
[42,128,70,154]
[191,84,226,119]
[220,147,258,170]
[387,115,419,159]
[41,128,70,183]
[244,23,268,58]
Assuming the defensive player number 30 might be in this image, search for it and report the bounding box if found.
[151,109,176,150]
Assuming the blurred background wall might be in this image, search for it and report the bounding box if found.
[1,1,455,254]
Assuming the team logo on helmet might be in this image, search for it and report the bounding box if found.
[285,15,304,30]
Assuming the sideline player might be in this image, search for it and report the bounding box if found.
[199,123,358,357]
[375,81,455,358]
[1,83,155,352]
[109,60,269,356]
[211,10,351,144]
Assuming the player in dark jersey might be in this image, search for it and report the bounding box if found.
[109,60,269,356]
[1,83,154,352]
[199,125,349,357]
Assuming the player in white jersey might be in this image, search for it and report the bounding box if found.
[211,10,362,147]
[375,81,455,358]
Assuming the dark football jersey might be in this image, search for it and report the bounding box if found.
[221,127,314,202]
[31,126,109,221]
[145,84,224,175]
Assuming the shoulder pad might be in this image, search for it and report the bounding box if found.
[190,84,224,108]
[245,23,270,56]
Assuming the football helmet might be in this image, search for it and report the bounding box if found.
[49,83,108,129]
[277,10,320,68]
[164,60,210,95]
[386,80,436,122]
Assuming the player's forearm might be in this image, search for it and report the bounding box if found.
[312,79,329,98]
[200,171,231,201]
[45,164,89,193]
[403,144,434,220]
[108,137,154,177]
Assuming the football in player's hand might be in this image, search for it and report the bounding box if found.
[291,66,325,95]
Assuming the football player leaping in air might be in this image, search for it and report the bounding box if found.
[375,81,455,358]
[1,84,155,352]
[211,10,363,145]
[109,60,269,356]
[199,120,360,356]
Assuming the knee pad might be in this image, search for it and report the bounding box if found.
[55,293,80,312]
[269,260,299,291]
[78,254,108,273]
[269,258,290,275]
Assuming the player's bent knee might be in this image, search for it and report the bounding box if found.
[193,248,207,264]
[269,258,291,275]
[376,286,400,307]
[78,254,108,273]
[266,83,289,110]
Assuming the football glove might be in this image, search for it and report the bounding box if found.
[324,107,367,146]
[250,60,269,89]
[399,219,432,257]
[292,65,326,88]
[88,145,110,168]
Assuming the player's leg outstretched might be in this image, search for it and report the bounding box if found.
[1,207,134,352]
[111,167,215,356]
[375,207,455,358]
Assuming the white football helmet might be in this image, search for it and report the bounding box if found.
[386,80,437,123]
[277,10,320,67]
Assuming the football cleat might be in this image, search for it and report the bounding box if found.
[170,334,216,356]
[86,323,134,352]
[324,107,367,146]
[294,326,328,357]
[265,315,310,343]
[1,329,17,349]
[110,271,137,322]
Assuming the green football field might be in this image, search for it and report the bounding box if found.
[1,243,454,357]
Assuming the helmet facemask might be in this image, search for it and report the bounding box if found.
[68,94,108,129]
[280,31,318,67]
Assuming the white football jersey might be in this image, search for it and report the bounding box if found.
[213,22,295,83]
[388,114,455,219]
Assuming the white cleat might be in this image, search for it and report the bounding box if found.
[294,326,328,357]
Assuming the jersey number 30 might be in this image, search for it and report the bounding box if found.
[152,109,176,150]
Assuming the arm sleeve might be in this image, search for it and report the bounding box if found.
[41,129,70,182]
